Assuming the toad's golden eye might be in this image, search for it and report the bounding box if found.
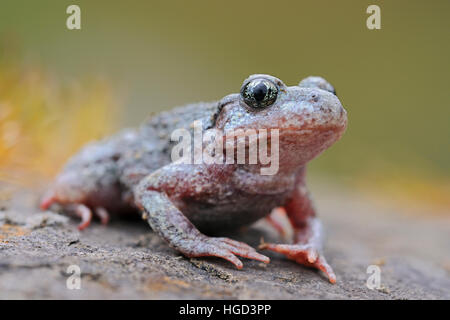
[240,79,278,109]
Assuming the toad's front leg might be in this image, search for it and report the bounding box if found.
[259,169,336,283]
[133,165,270,269]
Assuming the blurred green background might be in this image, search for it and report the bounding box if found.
[0,0,449,210]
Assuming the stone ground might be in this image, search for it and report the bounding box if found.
[0,183,449,299]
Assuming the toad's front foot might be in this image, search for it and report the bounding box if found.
[259,242,336,283]
[182,236,270,269]
[135,180,270,271]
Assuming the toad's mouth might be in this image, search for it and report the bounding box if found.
[220,123,346,152]
[227,122,347,139]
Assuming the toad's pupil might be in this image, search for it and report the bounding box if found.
[253,82,268,102]
[241,78,278,108]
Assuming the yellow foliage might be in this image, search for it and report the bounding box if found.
[0,62,117,186]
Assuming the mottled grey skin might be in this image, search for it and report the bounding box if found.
[41,74,347,283]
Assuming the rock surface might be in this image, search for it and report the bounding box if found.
[0,184,449,299]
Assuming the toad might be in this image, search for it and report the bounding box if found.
[41,74,347,283]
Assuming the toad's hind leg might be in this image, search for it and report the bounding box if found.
[265,208,290,237]
[95,207,110,225]
[67,204,93,231]
[60,204,111,230]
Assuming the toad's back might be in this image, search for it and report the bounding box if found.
[42,101,219,211]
